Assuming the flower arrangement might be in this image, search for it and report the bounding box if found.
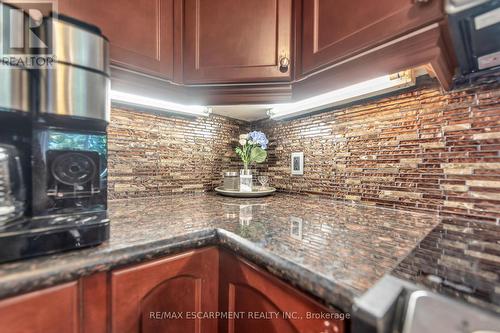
[235,131,269,171]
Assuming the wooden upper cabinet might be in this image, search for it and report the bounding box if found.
[56,0,450,90]
[183,0,292,84]
[58,0,175,79]
[300,0,444,75]
[0,283,79,333]
[219,250,346,333]
[110,247,219,333]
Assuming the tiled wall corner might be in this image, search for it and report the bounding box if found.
[107,107,248,199]
[255,76,500,222]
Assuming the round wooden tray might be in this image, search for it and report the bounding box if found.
[214,186,276,198]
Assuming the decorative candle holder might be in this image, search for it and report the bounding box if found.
[239,169,253,192]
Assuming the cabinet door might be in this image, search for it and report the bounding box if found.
[219,251,345,333]
[58,0,174,79]
[183,0,292,84]
[300,0,444,75]
[111,247,219,333]
[81,273,108,333]
[0,283,79,333]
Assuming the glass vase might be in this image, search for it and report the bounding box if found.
[239,169,253,192]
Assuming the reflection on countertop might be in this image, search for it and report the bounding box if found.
[108,192,439,310]
[392,217,500,314]
[0,192,497,314]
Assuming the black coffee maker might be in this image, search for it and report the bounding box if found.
[0,10,110,263]
[0,63,31,227]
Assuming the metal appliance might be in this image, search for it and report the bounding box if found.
[33,14,110,217]
[0,8,110,263]
[0,145,25,225]
[0,60,32,224]
[352,276,500,333]
[447,0,500,75]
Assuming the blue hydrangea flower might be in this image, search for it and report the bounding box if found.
[249,131,268,149]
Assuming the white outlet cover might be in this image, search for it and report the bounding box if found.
[291,152,304,175]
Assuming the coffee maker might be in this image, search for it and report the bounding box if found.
[0,63,31,226]
[0,8,110,263]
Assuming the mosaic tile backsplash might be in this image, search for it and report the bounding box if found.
[107,107,247,199]
[107,75,499,223]
[255,76,500,223]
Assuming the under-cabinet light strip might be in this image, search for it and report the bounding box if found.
[110,90,211,117]
[267,71,415,120]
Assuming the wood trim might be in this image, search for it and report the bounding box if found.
[0,247,351,332]
[192,0,283,70]
[227,284,237,333]
[173,0,184,82]
[0,282,79,333]
[291,0,302,81]
[194,0,201,70]
[293,24,453,100]
[112,65,293,105]
[218,249,346,333]
[430,39,454,91]
[110,247,219,333]
[58,0,175,80]
[300,0,445,76]
[312,0,320,54]
[81,273,108,333]
[155,0,161,61]
[111,66,186,102]
[111,18,454,106]
[229,252,341,314]
[182,0,292,84]
[430,19,457,91]
[188,84,293,104]
[106,0,175,80]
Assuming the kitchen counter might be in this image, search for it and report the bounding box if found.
[0,192,497,314]
[392,216,500,314]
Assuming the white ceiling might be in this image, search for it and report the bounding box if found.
[211,105,271,122]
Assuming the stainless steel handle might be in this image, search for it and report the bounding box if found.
[414,0,430,4]
[279,56,290,72]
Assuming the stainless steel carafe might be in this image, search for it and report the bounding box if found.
[0,145,25,225]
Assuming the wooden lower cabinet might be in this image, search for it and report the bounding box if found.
[110,247,219,333]
[219,250,345,333]
[0,282,79,333]
[0,247,346,333]
[81,273,108,333]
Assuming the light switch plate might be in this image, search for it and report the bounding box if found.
[290,217,303,240]
[291,152,304,175]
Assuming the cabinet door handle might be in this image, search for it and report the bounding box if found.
[414,0,431,4]
[279,56,290,72]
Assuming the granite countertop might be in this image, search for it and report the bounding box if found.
[0,192,498,314]
[392,216,500,313]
